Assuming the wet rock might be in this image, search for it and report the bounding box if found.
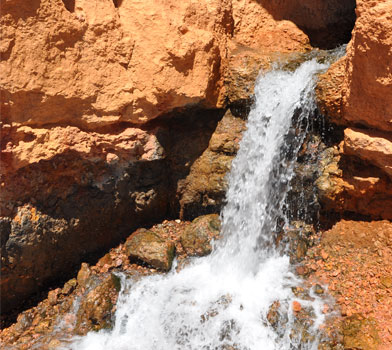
[61,278,77,296]
[48,339,61,349]
[296,265,310,277]
[77,263,91,289]
[180,214,221,257]
[176,110,246,219]
[314,284,324,295]
[201,294,232,323]
[75,274,121,335]
[266,301,281,329]
[286,221,316,264]
[292,301,302,313]
[125,229,175,271]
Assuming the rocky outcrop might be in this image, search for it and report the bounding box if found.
[316,0,392,220]
[176,110,247,219]
[344,128,392,178]
[0,108,221,315]
[0,0,230,128]
[316,144,392,220]
[0,216,220,348]
[317,0,392,132]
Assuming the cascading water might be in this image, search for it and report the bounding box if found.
[70,57,335,350]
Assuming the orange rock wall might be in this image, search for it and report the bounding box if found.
[316,0,392,220]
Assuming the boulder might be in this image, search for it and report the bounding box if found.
[343,128,392,179]
[75,274,121,335]
[125,229,175,271]
[180,214,221,256]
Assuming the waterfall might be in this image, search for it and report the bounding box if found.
[70,57,333,350]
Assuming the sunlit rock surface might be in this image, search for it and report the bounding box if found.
[316,0,392,220]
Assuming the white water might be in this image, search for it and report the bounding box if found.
[70,58,332,350]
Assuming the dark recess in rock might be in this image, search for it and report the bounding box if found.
[257,0,356,49]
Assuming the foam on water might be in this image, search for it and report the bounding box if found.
[70,57,333,350]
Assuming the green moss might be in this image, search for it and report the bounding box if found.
[111,273,122,293]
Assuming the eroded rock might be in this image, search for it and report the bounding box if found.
[177,109,246,219]
[316,146,392,220]
[343,128,392,179]
[317,0,392,132]
[75,274,121,335]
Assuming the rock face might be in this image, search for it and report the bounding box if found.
[176,109,247,219]
[0,0,357,314]
[316,144,392,220]
[0,0,229,127]
[316,0,392,220]
[317,0,392,132]
[344,128,392,178]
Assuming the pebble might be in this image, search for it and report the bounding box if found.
[292,301,302,313]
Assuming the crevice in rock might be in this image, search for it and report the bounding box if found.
[256,0,357,49]
[61,0,75,13]
[112,0,123,8]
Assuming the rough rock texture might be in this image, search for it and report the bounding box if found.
[180,214,221,256]
[304,220,392,350]
[0,0,230,127]
[344,128,392,178]
[316,145,392,220]
[316,0,392,221]
[176,109,247,219]
[0,108,224,315]
[0,124,163,174]
[125,229,175,271]
[0,266,121,349]
[1,0,355,126]
[317,0,392,132]
[0,217,216,348]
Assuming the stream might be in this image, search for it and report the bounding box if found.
[70,56,335,350]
